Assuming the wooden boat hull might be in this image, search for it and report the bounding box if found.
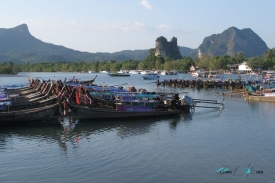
[245,94,275,101]
[3,86,31,92]
[8,96,58,111]
[244,91,275,101]
[70,104,180,119]
[0,103,59,125]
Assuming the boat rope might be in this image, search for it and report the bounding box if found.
[191,105,195,113]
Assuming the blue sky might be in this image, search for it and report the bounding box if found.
[0,0,274,53]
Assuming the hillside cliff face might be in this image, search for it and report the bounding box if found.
[198,27,268,58]
[0,24,34,52]
[155,36,182,60]
[0,24,92,63]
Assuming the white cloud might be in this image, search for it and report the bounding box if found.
[156,24,194,34]
[93,22,146,32]
[139,0,152,10]
[157,24,170,30]
[69,20,76,24]
[69,20,84,28]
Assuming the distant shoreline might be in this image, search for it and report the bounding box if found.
[0,73,18,76]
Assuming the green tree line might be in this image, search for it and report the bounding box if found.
[1,49,275,74]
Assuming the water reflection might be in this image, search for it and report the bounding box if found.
[78,115,186,138]
[58,112,79,153]
[246,100,261,112]
[59,111,78,133]
[0,135,6,150]
[0,113,193,154]
[170,113,192,130]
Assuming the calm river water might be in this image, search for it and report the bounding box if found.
[0,72,275,183]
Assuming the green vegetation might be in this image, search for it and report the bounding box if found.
[1,50,275,75]
[244,49,275,70]
[178,46,197,59]
[195,50,275,71]
[0,62,20,74]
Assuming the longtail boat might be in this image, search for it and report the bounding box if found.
[69,103,181,120]
[141,73,160,80]
[0,103,59,125]
[7,96,58,111]
[65,86,192,119]
[1,80,64,111]
[65,75,97,85]
[108,72,130,77]
[1,79,65,116]
[244,91,275,101]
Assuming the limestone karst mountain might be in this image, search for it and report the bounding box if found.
[154,36,182,60]
[198,27,268,58]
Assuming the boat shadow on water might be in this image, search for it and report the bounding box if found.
[59,110,193,131]
[72,111,192,124]
[72,113,193,138]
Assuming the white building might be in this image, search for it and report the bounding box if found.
[189,65,195,72]
[238,62,252,73]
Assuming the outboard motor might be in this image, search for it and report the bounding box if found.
[172,93,180,100]
[170,93,180,106]
[180,95,193,106]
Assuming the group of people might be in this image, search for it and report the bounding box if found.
[245,83,263,93]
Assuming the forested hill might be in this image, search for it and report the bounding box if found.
[0,24,197,64]
[0,24,148,63]
[178,46,197,58]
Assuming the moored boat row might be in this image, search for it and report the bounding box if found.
[157,78,247,90]
[1,79,63,125]
[1,76,224,125]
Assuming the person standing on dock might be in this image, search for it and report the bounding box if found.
[238,74,242,79]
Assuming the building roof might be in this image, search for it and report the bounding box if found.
[227,64,239,67]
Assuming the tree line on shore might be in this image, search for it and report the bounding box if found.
[1,49,274,74]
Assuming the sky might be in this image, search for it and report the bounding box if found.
[0,0,274,53]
